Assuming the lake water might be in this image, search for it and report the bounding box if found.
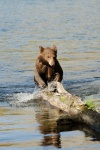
[0,0,100,149]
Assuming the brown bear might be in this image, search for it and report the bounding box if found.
[34,45,63,88]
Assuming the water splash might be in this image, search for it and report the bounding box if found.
[13,93,35,102]
[7,87,42,107]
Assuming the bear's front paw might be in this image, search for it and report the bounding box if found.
[39,84,46,89]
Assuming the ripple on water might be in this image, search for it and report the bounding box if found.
[0,0,100,149]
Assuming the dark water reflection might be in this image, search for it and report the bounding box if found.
[36,107,100,149]
[0,102,100,150]
[0,0,100,149]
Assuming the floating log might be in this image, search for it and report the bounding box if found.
[41,82,100,131]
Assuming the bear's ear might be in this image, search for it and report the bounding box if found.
[52,45,57,51]
[39,46,44,53]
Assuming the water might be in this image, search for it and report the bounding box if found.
[0,0,100,149]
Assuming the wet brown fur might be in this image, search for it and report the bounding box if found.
[34,45,63,88]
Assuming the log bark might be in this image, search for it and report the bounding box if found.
[41,82,100,131]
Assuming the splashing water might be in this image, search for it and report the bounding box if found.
[7,86,42,107]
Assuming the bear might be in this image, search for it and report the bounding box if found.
[34,45,63,88]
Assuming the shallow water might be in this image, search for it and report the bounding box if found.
[0,0,100,149]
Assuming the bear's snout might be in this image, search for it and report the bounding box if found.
[48,58,55,66]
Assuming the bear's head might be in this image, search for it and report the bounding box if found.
[39,45,57,66]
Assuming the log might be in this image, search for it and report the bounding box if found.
[41,82,100,131]
[8,81,100,131]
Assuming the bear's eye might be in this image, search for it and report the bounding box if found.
[48,56,50,58]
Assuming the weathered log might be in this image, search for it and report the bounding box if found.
[41,82,100,131]
[8,81,100,131]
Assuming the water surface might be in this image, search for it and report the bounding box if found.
[0,0,100,149]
